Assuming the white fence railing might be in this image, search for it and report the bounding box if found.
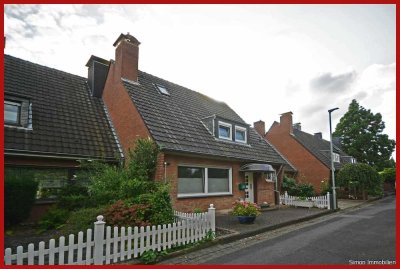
[4,204,216,265]
[280,191,331,209]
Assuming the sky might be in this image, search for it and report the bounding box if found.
[4,4,396,159]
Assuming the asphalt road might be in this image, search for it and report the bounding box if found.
[204,196,396,265]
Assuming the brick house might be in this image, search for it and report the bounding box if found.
[255,112,356,194]
[4,55,122,220]
[99,33,296,211]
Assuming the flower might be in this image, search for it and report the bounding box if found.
[231,201,261,217]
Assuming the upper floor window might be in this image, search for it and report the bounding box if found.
[333,153,340,163]
[4,100,21,125]
[218,121,232,140]
[235,126,247,143]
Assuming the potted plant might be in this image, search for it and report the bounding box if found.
[231,201,261,224]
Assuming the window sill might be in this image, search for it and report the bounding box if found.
[178,192,233,199]
[4,124,33,131]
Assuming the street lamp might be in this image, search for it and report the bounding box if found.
[328,107,339,210]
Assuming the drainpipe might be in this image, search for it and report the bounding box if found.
[274,164,284,206]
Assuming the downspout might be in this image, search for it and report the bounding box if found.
[275,164,284,206]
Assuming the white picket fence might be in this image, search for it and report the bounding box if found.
[4,204,216,265]
[280,191,331,209]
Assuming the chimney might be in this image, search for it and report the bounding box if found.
[280,112,293,134]
[86,55,109,98]
[113,33,141,82]
[293,122,301,131]
[314,132,322,139]
[254,120,265,137]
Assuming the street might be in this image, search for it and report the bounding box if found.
[205,196,396,265]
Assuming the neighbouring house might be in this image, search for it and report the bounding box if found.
[4,54,122,221]
[255,112,356,194]
[100,33,295,211]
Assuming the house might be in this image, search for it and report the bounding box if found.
[255,112,356,194]
[100,33,295,211]
[4,33,293,213]
[4,54,122,220]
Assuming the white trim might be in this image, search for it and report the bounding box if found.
[235,126,247,143]
[177,165,233,197]
[333,153,340,163]
[218,121,232,140]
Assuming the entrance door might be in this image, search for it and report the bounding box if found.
[245,172,254,203]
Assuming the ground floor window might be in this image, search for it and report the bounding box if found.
[177,166,232,197]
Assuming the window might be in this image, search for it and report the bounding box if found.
[235,126,247,143]
[264,172,277,182]
[333,153,340,163]
[218,121,232,140]
[178,166,232,197]
[4,100,21,125]
[155,84,170,95]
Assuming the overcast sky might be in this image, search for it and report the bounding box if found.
[4,4,396,158]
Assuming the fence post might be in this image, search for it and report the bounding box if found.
[327,192,331,210]
[284,191,288,205]
[208,204,216,233]
[93,215,105,265]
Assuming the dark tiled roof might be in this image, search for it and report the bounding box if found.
[121,71,289,165]
[292,129,347,169]
[4,54,121,161]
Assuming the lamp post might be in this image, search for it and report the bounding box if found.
[328,107,339,210]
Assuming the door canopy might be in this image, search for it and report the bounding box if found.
[239,163,275,173]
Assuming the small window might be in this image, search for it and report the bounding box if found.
[155,84,170,95]
[333,153,340,163]
[4,100,21,125]
[235,126,247,143]
[218,121,232,140]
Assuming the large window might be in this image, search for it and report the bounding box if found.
[218,121,232,140]
[235,126,247,143]
[4,101,21,125]
[178,166,232,197]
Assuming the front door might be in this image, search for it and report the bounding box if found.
[245,172,254,203]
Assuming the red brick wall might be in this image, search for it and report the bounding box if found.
[266,120,330,194]
[102,62,152,159]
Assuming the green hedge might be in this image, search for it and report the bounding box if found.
[5,169,39,226]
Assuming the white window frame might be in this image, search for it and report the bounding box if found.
[177,165,233,198]
[4,100,21,125]
[235,126,247,143]
[333,153,340,163]
[218,121,232,140]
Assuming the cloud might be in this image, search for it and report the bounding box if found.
[310,70,356,93]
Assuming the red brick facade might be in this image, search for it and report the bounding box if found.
[265,112,330,193]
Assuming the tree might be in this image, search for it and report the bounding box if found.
[333,99,396,171]
[337,163,382,199]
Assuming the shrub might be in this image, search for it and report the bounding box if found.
[103,200,151,227]
[127,138,159,181]
[58,183,91,210]
[282,176,315,197]
[144,184,174,225]
[231,201,261,217]
[38,207,70,231]
[61,206,107,235]
[297,183,315,197]
[4,169,39,226]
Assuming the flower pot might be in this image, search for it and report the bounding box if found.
[237,215,256,224]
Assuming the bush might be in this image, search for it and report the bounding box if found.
[38,207,70,231]
[58,183,91,210]
[103,200,151,227]
[281,176,315,197]
[144,184,174,225]
[4,169,39,226]
[127,138,159,181]
[61,206,107,235]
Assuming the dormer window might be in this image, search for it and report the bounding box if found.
[235,126,247,143]
[333,153,340,163]
[155,84,170,96]
[218,121,232,140]
[4,100,21,125]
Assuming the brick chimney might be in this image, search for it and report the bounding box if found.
[113,33,141,82]
[280,112,293,134]
[254,120,265,137]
